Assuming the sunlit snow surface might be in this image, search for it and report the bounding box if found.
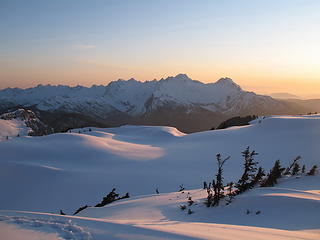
[0,115,319,239]
[0,118,30,140]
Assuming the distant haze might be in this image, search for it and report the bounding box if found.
[269,93,300,99]
[0,0,319,98]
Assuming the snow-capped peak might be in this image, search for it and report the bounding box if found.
[0,74,281,119]
[167,73,191,81]
[215,77,241,90]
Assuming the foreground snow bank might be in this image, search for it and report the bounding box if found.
[0,175,319,240]
[79,175,320,231]
[0,222,60,240]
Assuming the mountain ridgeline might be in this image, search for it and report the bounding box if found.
[0,74,317,133]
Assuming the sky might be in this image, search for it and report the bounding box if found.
[0,0,320,98]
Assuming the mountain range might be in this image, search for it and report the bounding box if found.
[0,74,318,133]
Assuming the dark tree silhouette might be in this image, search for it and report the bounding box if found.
[284,156,301,175]
[207,154,230,207]
[60,209,66,215]
[236,147,259,193]
[73,205,89,215]
[261,160,285,187]
[203,181,208,190]
[307,165,318,176]
[226,182,235,204]
[119,192,130,200]
[213,154,229,206]
[215,115,257,130]
[302,165,306,174]
[95,188,119,207]
[95,189,130,207]
[250,167,265,186]
[291,163,301,175]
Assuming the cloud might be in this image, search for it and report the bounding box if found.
[72,44,96,49]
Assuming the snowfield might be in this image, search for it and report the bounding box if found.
[0,114,319,239]
[0,118,30,140]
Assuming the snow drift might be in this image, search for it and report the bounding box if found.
[0,114,319,212]
[0,114,319,239]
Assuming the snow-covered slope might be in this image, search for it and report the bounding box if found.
[0,109,53,140]
[0,173,319,239]
[0,114,319,239]
[0,118,30,140]
[79,175,320,230]
[0,114,319,212]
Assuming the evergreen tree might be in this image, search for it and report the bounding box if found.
[73,205,89,215]
[60,209,66,215]
[206,187,213,207]
[302,165,306,174]
[236,147,258,193]
[261,160,285,187]
[203,181,208,190]
[119,192,130,199]
[307,165,318,176]
[226,182,235,204]
[284,156,301,175]
[226,182,234,196]
[291,163,300,175]
[95,188,119,207]
[250,167,265,186]
[207,154,230,207]
[212,154,229,206]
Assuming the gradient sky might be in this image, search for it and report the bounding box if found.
[0,0,320,98]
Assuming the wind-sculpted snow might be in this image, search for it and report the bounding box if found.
[79,175,320,230]
[0,115,319,239]
[0,222,61,240]
[82,132,165,161]
[0,211,200,240]
[0,175,319,240]
[0,214,92,240]
[0,115,319,213]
